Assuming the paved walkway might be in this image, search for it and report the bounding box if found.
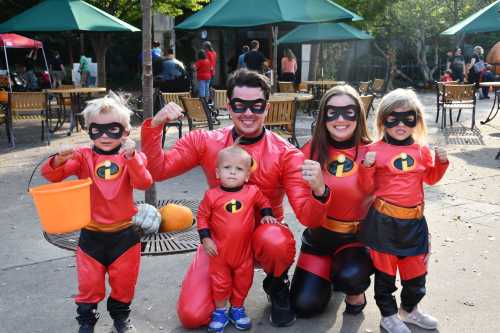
[0,92,499,332]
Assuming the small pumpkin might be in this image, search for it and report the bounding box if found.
[159,204,194,232]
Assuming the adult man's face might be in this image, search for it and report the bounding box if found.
[228,86,269,138]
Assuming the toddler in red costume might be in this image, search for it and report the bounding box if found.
[197,143,277,332]
[41,92,153,333]
[359,89,449,333]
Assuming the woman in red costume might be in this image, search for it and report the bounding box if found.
[291,85,374,317]
[359,89,449,333]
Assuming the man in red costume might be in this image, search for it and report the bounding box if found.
[140,69,330,327]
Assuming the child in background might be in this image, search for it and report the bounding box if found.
[440,69,453,82]
[41,92,153,333]
[197,143,278,333]
[194,49,213,102]
[358,89,449,333]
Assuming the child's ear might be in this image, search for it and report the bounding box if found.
[123,130,130,137]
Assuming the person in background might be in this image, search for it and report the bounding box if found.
[447,48,465,83]
[24,49,39,91]
[79,53,91,87]
[50,51,65,88]
[238,45,250,69]
[440,69,453,82]
[468,46,485,86]
[280,49,298,82]
[479,64,495,99]
[156,48,189,93]
[204,41,217,83]
[244,40,266,73]
[152,41,162,62]
[194,50,212,102]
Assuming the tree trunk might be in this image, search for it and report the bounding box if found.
[309,44,320,80]
[142,0,157,204]
[89,33,112,87]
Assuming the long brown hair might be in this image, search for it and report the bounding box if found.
[309,85,371,168]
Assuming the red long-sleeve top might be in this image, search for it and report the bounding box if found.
[302,141,373,222]
[359,140,449,207]
[141,119,330,227]
[41,147,153,226]
[197,184,271,263]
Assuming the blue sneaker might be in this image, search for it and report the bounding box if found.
[208,309,229,333]
[228,306,252,331]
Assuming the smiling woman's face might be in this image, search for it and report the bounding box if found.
[325,94,357,142]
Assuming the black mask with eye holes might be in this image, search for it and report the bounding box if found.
[384,110,417,128]
[229,98,267,114]
[325,105,358,122]
[88,122,125,140]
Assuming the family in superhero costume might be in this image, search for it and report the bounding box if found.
[42,93,153,333]
[40,69,449,333]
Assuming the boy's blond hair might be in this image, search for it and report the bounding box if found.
[81,91,133,129]
[217,140,252,170]
[375,88,428,145]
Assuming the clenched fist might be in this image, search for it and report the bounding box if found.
[434,146,448,163]
[363,151,377,167]
[120,137,136,159]
[53,144,75,167]
[151,102,184,127]
[301,159,325,196]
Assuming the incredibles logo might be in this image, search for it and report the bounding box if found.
[224,199,243,213]
[392,152,415,172]
[95,160,121,180]
[327,154,356,177]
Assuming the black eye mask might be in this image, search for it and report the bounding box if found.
[229,98,267,114]
[88,122,125,140]
[384,111,417,128]
[325,105,358,122]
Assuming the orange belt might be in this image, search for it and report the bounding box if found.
[322,218,359,234]
[373,198,423,219]
[85,220,132,232]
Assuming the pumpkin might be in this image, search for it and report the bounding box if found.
[159,204,194,232]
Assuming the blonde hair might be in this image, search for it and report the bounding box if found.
[375,88,428,145]
[473,45,484,55]
[81,91,133,129]
[217,140,252,170]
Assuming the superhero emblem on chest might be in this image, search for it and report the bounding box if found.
[391,152,416,172]
[225,199,243,214]
[250,157,258,173]
[95,160,121,180]
[327,154,357,177]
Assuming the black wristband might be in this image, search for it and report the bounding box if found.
[312,185,330,203]
[198,228,211,241]
[260,208,274,217]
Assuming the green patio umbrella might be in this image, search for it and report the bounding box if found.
[278,22,373,44]
[441,0,500,35]
[0,0,140,86]
[0,0,140,32]
[176,0,362,88]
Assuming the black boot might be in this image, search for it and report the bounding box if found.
[108,297,136,333]
[268,273,296,327]
[112,318,137,333]
[76,303,99,333]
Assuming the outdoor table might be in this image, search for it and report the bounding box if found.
[479,82,500,125]
[43,199,200,256]
[46,87,106,135]
[270,92,314,102]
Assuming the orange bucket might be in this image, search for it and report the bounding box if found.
[29,178,92,233]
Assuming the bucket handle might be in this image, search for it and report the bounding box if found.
[27,154,56,193]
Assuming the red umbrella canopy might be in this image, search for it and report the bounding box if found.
[0,33,43,48]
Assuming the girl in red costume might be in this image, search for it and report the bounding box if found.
[198,144,277,332]
[41,93,153,333]
[291,85,374,317]
[359,89,449,333]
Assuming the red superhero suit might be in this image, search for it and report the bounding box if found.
[358,136,449,317]
[141,120,330,327]
[41,146,153,326]
[197,184,272,307]
[291,139,374,317]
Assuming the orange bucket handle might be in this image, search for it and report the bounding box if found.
[27,154,56,193]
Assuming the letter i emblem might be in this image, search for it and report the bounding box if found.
[400,153,409,171]
[336,154,346,177]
